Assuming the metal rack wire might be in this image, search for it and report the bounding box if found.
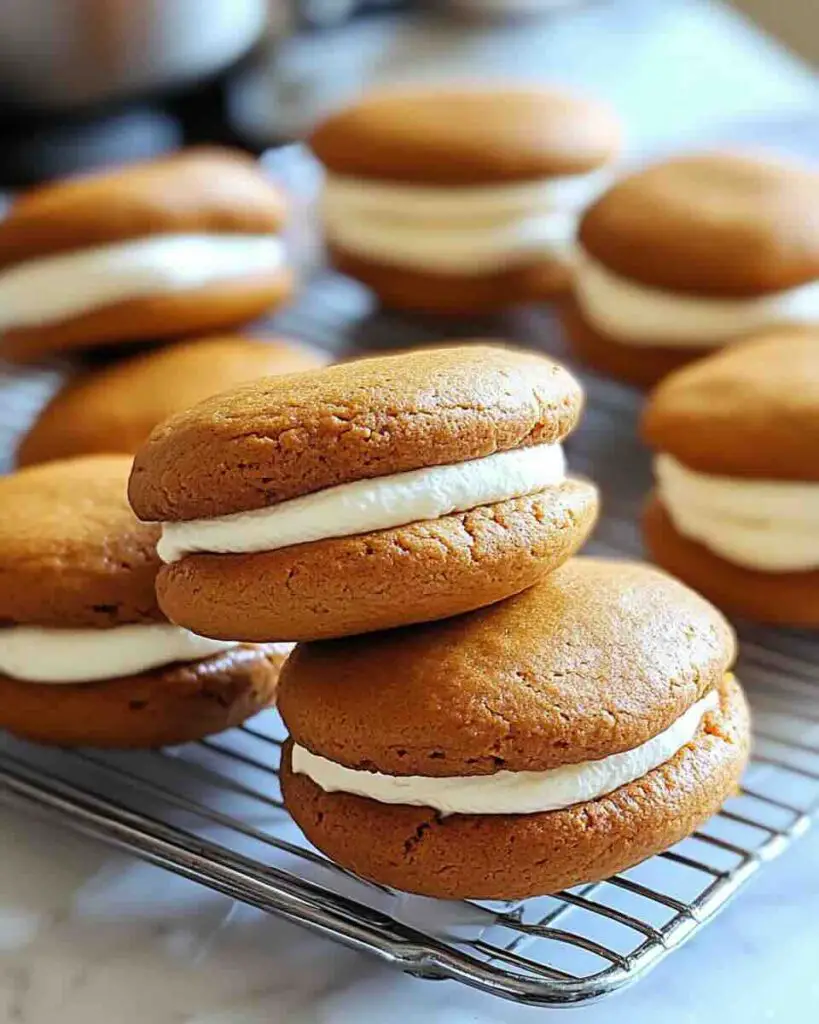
[0,258,817,1007]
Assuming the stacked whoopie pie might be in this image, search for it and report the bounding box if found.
[129,343,750,900]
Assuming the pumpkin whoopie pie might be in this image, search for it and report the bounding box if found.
[643,329,819,626]
[129,345,598,641]
[565,152,819,387]
[0,456,286,748]
[278,558,749,900]
[310,85,620,314]
[0,149,293,362]
[17,334,327,466]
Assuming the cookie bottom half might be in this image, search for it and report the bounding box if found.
[331,246,571,315]
[158,481,599,642]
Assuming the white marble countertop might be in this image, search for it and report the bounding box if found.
[0,800,816,1023]
[1,3,818,1022]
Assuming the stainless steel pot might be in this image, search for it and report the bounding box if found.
[0,0,271,110]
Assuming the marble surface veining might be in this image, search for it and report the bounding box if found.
[0,801,816,1022]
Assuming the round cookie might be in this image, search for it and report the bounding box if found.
[0,148,293,363]
[310,86,620,314]
[17,335,327,466]
[129,345,598,641]
[642,330,819,625]
[565,152,819,386]
[278,559,749,899]
[0,456,282,747]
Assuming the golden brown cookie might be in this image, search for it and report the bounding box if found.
[1,275,294,365]
[0,149,293,363]
[579,152,819,295]
[644,497,819,627]
[130,345,583,519]
[18,335,328,466]
[560,292,711,389]
[642,329,819,480]
[279,559,748,899]
[310,86,620,312]
[0,456,283,747]
[0,456,162,628]
[0,644,285,749]
[331,248,571,315]
[311,86,621,184]
[130,345,597,640]
[641,331,819,625]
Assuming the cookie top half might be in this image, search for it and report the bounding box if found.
[18,335,327,466]
[309,86,621,184]
[643,329,819,480]
[0,148,286,269]
[579,152,819,295]
[277,558,735,775]
[0,456,162,628]
[129,344,583,522]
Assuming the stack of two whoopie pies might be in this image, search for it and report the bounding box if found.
[129,344,750,900]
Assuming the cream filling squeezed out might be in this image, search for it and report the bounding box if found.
[291,690,720,816]
[0,234,285,330]
[574,250,819,347]
[157,443,567,563]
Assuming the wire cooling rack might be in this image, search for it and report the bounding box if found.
[1,176,818,1005]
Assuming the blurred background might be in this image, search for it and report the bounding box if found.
[0,0,814,188]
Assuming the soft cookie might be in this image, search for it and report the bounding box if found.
[564,153,819,387]
[278,558,749,900]
[310,86,620,314]
[0,149,293,362]
[129,345,598,641]
[0,456,286,747]
[642,329,819,626]
[17,335,327,466]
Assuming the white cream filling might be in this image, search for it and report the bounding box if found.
[157,443,566,563]
[322,171,610,274]
[656,454,819,571]
[291,690,720,816]
[0,234,285,330]
[0,623,239,684]
[574,250,819,347]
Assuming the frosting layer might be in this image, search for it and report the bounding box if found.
[574,250,819,347]
[158,443,566,562]
[291,690,720,816]
[656,454,819,571]
[0,234,285,329]
[323,171,609,273]
[0,622,238,684]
